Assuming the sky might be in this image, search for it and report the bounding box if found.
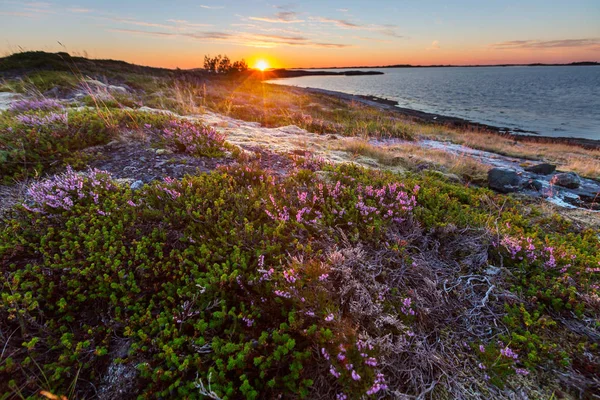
[1,0,599,69]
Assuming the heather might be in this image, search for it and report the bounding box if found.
[2,153,600,398]
[0,52,599,399]
[0,106,231,182]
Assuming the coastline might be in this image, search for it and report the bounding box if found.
[270,84,600,150]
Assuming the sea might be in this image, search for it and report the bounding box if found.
[267,66,600,140]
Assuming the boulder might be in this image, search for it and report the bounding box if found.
[522,179,543,191]
[551,172,580,189]
[488,168,521,193]
[130,180,144,191]
[524,163,556,175]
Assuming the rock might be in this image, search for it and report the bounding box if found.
[485,265,502,276]
[130,180,144,191]
[155,148,171,155]
[524,163,556,175]
[488,168,521,193]
[551,172,580,189]
[0,92,22,111]
[523,179,543,191]
[85,79,129,94]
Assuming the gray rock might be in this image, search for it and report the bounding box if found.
[488,168,521,193]
[524,163,556,175]
[551,172,580,189]
[485,265,502,276]
[130,180,144,191]
[155,148,172,155]
[523,179,543,191]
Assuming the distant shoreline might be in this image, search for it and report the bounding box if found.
[271,84,600,149]
[295,62,600,70]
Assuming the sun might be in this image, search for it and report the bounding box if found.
[255,60,269,71]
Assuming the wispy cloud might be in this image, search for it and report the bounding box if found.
[199,5,224,9]
[67,7,93,13]
[111,17,173,29]
[23,1,51,7]
[427,40,440,50]
[166,19,212,28]
[108,27,349,49]
[0,11,35,17]
[108,28,231,40]
[337,8,349,13]
[315,17,360,28]
[490,38,600,50]
[249,11,304,24]
[312,17,403,38]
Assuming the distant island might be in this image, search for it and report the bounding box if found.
[264,69,383,78]
[300,61,600,69]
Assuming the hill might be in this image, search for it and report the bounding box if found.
[0,51,599,399]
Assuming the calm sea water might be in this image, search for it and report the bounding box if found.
[267,66,600,140]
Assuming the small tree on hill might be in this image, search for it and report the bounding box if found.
[203,55,248,73]
[232,59,248,72]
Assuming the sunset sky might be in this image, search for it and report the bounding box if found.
[1,0,599,69]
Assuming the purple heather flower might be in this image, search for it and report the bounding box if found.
[514,368,529,376]
[351,370,361,381]
[325,313,334,322]
[329,366,340,378]
[500,346,519,360]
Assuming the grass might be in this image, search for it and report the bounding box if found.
[2,51,597,181]
[341,138,489,182]
[1,51,599,399]
[420,125,600,179]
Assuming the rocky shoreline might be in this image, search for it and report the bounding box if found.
[291,86,600,150]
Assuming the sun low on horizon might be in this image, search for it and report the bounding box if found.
[255,60,269,71]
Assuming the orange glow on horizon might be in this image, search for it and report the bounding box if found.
[255,60,269,71]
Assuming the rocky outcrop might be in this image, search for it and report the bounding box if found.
[488,168,521,193]
[551,172,581,189]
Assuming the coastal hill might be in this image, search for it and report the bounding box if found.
[0,51,599,399]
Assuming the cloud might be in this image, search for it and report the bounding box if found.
[0,11,35,17]
[67,7,93,13]
[200,5,224,9]
[427,40,440,50]
[249,11,304,24]
[108,27,349,49]
[23,1,51,7]
[315,17,360,28]
[23,7,55,14]
[166,19,212,28]
[337,8,349,13]
[108,28,231,40]
[312,16,403,38]
[111,17,174,29]
[490,38,600,50]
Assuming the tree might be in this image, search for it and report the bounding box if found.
[218,55,231,73]
[203,55,248,74]
[232,59,248,72]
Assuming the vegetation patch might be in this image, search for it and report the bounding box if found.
[1,158,598,399]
